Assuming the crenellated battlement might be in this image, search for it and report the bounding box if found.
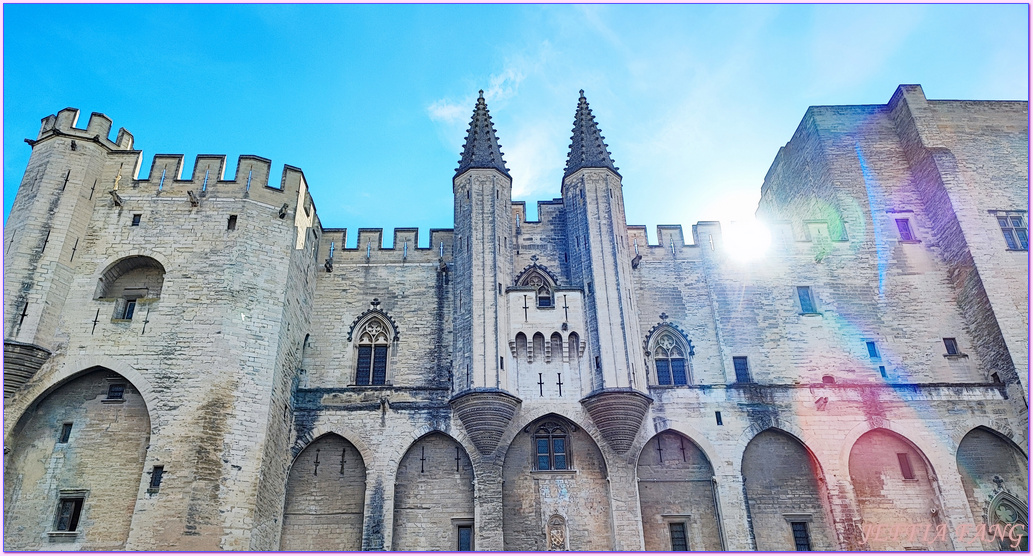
[128,153,316,214]
[37,107,135,151]
[625,224,700,263]
[318,227,455,266]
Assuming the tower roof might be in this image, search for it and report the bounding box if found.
[564,90,619,179]
[455,90,510,179]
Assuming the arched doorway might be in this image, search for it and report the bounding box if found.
[956,426,1028,550]
[502,415,613,551]
[849,428,951,550]
[280,433,366,550]
[741,428,837,550]
[392,432,475,550]
[638,430,722,550]
[3,368,151,550]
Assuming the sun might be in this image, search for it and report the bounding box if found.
[723,219,772,262]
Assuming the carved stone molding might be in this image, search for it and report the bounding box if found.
[580,388,652,454]
[450,388,522,455]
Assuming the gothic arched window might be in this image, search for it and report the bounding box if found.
[356,318,391,385]
[990,493,1029,551]
[653,333,689,386]
[534,421,570,471]
[517,266,557,309]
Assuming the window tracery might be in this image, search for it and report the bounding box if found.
[356,318,391,386]
[534,421,570,471]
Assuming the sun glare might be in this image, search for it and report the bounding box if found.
[723,219,772,262]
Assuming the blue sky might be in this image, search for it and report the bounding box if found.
[3,4,1028,246]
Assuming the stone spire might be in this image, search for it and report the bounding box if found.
[455,90,510,178]
[564,90,619,179]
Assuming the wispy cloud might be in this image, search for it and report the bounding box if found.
[426,99,468,126]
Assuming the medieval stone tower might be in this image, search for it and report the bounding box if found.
[3,85,1028,552]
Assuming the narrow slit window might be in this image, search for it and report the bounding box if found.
[897,452,915,479]
[59,423,73,443]
[458,525,473,551]
[943,337,959,356]
[715,411,723,426]
[733,356,751,383]
[865,341,879,359]
[797,286,816,314]
[669,522,688,551]
[149,466,164,490]
[227,215,237,230]
[791,522,812,551]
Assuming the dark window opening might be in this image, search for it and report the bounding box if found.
[895,218,915,241]
[733,356,751,383]
[458,525,473,551]
[500,356,504,369]
[791,522,812,551]
[131,214,142,226]
[227,215,237,230]
[715,411,723,426]
[897,452,915,479]
[54,498,84,532]
[121,298,137,320]
[669,522,688,551]
[534,422,569,471]
[822,375,835,384]
[998,214,1028,250]
[537,286,553,307]
[866,341,879,359]
[943,337,959,356]
[797,286,816,313]
[879,366,888,379]
[107,383,125,400]
[149,466,164,490]
[59,423,73,443]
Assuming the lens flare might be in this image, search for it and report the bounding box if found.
[723,219,772,262]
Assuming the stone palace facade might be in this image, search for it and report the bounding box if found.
[3,84,1028,551]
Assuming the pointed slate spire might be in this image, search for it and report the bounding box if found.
[455,90,510,178]
[564,90,619,179]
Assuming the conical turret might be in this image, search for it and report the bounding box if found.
[563,90,619,178]
[455,90,510,178]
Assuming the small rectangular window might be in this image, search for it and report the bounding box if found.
[943,338,959,356]
[733,357,751,383]
[458,524,473,551]
[54,497,84,532]
[227,215,237,231]
[500,356,504,370]
[131,214,142,226]
[669,522,689,551]
[791,521,812,551]
[879,366,888,379]
[59,423,73,443]
[897,452,915,479]
[121,298,137,320]
[107,383,125,400]
[865,341,879,359]
[715,411,723,426]
[997,214,1028,250]
[149,466,164,490]
[797,286,816,314]
[895,218,915,241]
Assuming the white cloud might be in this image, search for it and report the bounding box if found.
[426,99,468,126]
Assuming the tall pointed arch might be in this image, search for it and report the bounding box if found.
[3,367,151,550]
[280,433,366,550]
